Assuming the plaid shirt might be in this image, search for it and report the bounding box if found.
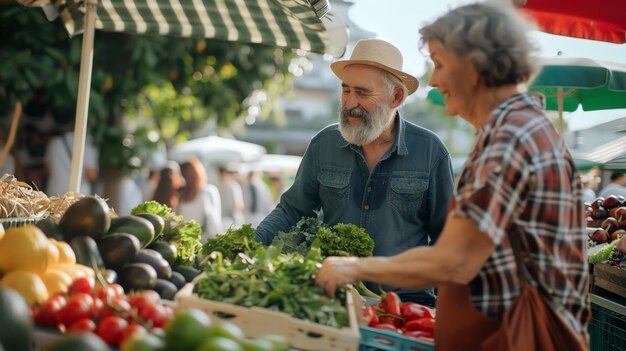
[451,93,591,332]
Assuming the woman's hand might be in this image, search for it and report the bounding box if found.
[315,256,360,296]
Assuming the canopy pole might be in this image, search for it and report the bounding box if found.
[69,0,97,194]
[557,87,564,133]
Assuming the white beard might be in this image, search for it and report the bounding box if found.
[338,102,394,146]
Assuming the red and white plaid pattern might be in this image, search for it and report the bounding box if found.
[452,93,591,331]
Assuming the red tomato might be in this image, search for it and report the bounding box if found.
[403,317,435,333]
[100,297,132,320]
[373,323,400,332]
[381,291,402,316]
[138,303,172,328]
[400,302,433,321]
[127,295,153,315]
[35,295,67,327]
[119,323,147,346]
[68,277,95,295]
[56,293,94,326]
[67,318,97,333]
[108,284,125,298]
[96,316,129,347]
[378,315,404,328]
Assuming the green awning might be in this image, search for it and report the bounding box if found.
[24,0,336,55]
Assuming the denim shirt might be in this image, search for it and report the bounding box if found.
[256,114,454,299]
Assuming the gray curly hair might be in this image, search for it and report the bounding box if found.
[419,2,539,87]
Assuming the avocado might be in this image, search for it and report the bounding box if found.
[48,332,109,351]
[107,215,155,248]
[148,241,178,264]
[168,271,187,289]
[36,217,64,240]
[97,233,141,270]
[173,265,201,283]
[118,263,158,291]
[0,288,33,351]
[69,236,105,269]
[154,279,178,300]
[133,249,172,279]
[134,213,165,236]
[59,196,111,241]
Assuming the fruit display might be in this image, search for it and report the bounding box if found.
[121,309,289,351]
[33,277,174,348]
[36,198,204,300]
[0,225,93,305]
[361,291,435,343]
[585,195,626,247]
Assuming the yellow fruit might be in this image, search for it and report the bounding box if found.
[0,223,4,240]
[47,242,60,269]
[40,269,72,295]
[74,264,95,279]
[54,263,83,281]
[1,270,49,306]
[53,240,76,265]
[0,225,50,274]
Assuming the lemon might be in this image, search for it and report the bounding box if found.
[52,240,76,265]
[1,270,49,306]
[0,225,50,274]
[40,268,72,295]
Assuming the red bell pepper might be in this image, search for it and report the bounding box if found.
[381,291,402,316]
[403,317,435,333]
[373,323,401,332]
[362,306,379,327]
[378,315,404,328]
[400,302,433,321]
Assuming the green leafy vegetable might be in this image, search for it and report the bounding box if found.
[589,239,620,264]
[317,223,374,257]
[131,201,201,266]
[201,224,262,261]
[271,217,324,256]
[193,244,348,328]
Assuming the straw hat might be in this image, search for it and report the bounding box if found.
[331,39,419,95]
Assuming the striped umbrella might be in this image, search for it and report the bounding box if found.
[15,0,345,194]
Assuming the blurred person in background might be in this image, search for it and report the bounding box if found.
[152,161,184,210]
[178,157,223,240]
[218,164,246,229]
[581,173,597,203]
[142,168,160,202]
[242,169,274,227]
[598,172,626,198]
[44,123,98,196]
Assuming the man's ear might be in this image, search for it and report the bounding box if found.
[390,87,404,108]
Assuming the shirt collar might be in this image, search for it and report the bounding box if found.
[336,112,408,156]
[479,92,546,134]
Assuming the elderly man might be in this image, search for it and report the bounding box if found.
[255,39,454,306]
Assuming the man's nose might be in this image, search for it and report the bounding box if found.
[343,92,359,110]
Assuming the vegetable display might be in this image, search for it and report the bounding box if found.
[200,224,262,261]
[193,244,349,328]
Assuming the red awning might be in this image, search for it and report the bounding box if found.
[519,0,626,44]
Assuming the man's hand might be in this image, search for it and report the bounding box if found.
[315,256,360,296]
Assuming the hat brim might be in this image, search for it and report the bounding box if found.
[330,60,419,95]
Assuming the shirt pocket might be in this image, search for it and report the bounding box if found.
[390,175,429,217]
[318,167,351,213]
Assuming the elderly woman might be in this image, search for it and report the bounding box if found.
[315,2,590,349]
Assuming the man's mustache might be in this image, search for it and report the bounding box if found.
[341,107,369,119]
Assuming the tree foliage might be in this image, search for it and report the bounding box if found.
[0,3,302,174]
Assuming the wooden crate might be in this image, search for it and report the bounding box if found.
[175,283,360,351]
[593,262,626,298]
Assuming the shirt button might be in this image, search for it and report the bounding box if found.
[367,186,372,192]
[364,204,370,210]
